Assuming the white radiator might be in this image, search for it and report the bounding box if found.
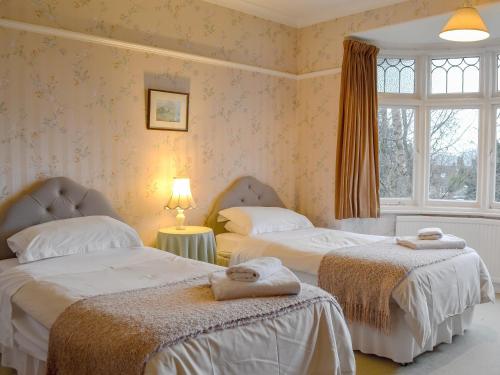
[396,216,500,287]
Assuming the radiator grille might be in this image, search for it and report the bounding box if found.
[396,216,500,284]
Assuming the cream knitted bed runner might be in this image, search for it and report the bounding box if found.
[318,240,472,333]
[47,276,336,375]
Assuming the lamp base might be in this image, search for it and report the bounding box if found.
[175,209,186,230]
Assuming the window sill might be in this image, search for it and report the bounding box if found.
[381,206,500,220]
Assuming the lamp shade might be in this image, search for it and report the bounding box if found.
[439,6,489,42]
[166,177,196,210]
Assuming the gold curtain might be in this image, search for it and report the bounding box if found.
[335,39,380,219]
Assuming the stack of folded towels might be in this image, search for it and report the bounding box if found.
[209,257,301,301]
[396,227,467,250]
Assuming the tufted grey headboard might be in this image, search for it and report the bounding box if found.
[0,177,122,260]
[205,176,285,235]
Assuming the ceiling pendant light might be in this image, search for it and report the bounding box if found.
[439,3,489,42]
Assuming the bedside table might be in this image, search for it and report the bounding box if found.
[157,226,216,264]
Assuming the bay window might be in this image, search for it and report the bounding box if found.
[377,52,500,213]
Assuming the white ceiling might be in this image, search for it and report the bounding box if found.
[203,0,408,28]
[354,3,500,50]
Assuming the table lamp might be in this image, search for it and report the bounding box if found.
[165,177,196,230]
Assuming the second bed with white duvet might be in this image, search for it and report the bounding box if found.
[217,227,494,363]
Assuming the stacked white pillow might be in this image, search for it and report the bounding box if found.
[7,216,143,263]
[218,206,313,236]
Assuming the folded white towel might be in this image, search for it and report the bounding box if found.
[396,234,466,250]
[210,266,301,301]
[417,227,443,240]
[418,234,443,240]
[226,257,282,282]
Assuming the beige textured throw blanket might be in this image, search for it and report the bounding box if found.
[47,276,335,375]
[318,240,472,333]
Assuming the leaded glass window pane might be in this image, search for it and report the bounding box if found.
[430,57,480,94]
[377,58,415,94]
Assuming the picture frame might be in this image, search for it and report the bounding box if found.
[147,89,189,131]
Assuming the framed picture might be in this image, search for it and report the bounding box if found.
[147,89,189,131]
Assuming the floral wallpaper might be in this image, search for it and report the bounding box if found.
[0,0,297,73]
[3,0,500,241]
[0,28,298,245]
[295,75,340,228]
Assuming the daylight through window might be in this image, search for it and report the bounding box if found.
[377,52,500,212]
[430,57,480,94]
[428,108,478,201]
[378,107,415,199]
[377,58,415,94]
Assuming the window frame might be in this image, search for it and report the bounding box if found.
[491,105,500,209]
[378,104,419,206]
[424,104,482,208]
[377,55,419,99]
[378,49,500,215]
[377,54,421,206]
[494,53,500,96]
[427,53,483,98]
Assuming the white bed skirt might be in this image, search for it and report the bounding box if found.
[349,306,475,364]
[2,306,474,373]
[1,345,45,375]
[2,301,355,375]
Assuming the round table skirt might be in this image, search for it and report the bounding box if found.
[157,231,216,264]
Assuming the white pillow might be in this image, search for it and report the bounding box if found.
[224,220,248,235]
[7,216,143,264]
[218,207,313,236]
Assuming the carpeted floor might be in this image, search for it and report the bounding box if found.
[356,295,500,375]
[1,296,498,375]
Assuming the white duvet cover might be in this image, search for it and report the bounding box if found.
[0,247,355,375]
[228,228,495,347]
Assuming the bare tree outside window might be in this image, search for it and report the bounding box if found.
[377,53,500,210]
[429,109,478,201]
[378,107,415,198]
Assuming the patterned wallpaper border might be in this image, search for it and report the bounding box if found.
[0,18,340,81]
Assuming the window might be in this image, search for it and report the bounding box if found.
[378,107,415,199]
[377,58,415,94]
[496,108,500,202]
[430,57,480,94]
[497,54,500,92]
[428,108,478,201]
[377,52,500,213]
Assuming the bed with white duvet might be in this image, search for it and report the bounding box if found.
[0,177,355,375]
[206,177,495,364]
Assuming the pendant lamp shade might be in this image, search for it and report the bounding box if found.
[439,6,489,42]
